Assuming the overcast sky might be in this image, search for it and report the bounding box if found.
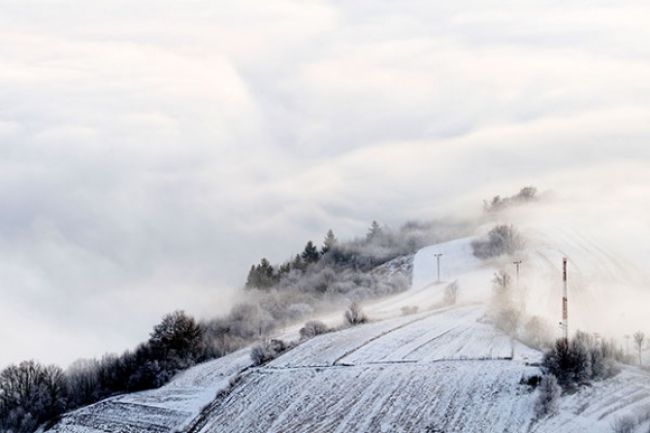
[2,0,650,367]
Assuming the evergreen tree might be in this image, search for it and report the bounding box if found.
[245,258,277,289]
[301,241,320,264]
[291,254,305,272]
[366,220,382,242]
[245,265,258,289]
[278,261,291,275]
[321,229,337,255]
[258,258,276,287]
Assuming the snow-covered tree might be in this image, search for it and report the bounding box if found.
[344,302,367,325]
[633,331,645,365]
[471,225,524,259]
[149,310,203,358]
[299,320,329,340]
[443,281,459,305]
[250,339,287,366]
[534,374,561,418]
[321,229,337,255]
[0,361,67,433]
[366,220,382,242]
[301,241,320,264]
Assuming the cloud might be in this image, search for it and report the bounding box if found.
[1,0,650,366]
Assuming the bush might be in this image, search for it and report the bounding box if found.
[344,303,368,326]
[471,225,524,259]
[534,375,561,418]
[250,339,288,366]
[443,281,458,305]
[489,271,520,336]
[299,320,330,340]
[543,332,619,390]
[483,186,538,212]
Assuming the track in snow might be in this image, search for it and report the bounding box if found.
[47,234,650,433]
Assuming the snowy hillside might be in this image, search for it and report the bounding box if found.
[47,349,253,433]
[46,237,650,433]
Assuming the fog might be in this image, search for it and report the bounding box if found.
[486,180,650,343]
[2,1,650,367]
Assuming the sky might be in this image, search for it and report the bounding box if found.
[1,0,650,367]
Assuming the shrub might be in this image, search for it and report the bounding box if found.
[250,339,288,366]
[483,186,538,212]
[534,375,561,418]
[489,271,520,336]
[471,225,524,259]
[299,320,330,340]
[344,303,368,326]
[543,332,619,390]
[443,281,458,305]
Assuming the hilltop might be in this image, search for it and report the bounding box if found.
[46,235,650,433]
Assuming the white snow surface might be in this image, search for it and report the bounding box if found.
[47,236,650,433]
[48,349,252,433]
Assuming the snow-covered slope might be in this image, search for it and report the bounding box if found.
[48,349,253,433]
[47,236,650,433]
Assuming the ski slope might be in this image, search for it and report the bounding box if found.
[46,236,650,433]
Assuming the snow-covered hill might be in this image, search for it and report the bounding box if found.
[46,237,650,433]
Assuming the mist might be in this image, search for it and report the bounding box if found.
[481,181,650,343]
[3,0,650,369]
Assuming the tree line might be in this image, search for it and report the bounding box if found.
[0,311,204,433]
[245,219,470,291]
[2,218,469,433]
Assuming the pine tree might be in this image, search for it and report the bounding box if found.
[366,220,382,242]
[291,254,305,272]
[278,261,291,275]
[301,241,320,264]
[244,259,277,289]
[258,258,275,286]
[321,229,337,254]
[245,265,258,289]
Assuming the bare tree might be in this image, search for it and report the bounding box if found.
[534,374,561,418]
[344,302,367,325]
[633,331,646,365]
[443,281,459,305]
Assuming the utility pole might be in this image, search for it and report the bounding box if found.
[434,253,443,283]
[513,259,523,313]
[561,257,569,341]
[513,260,522,287]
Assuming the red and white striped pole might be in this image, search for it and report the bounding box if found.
[562,257,568,341]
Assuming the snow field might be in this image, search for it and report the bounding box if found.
[196,361,539,433]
